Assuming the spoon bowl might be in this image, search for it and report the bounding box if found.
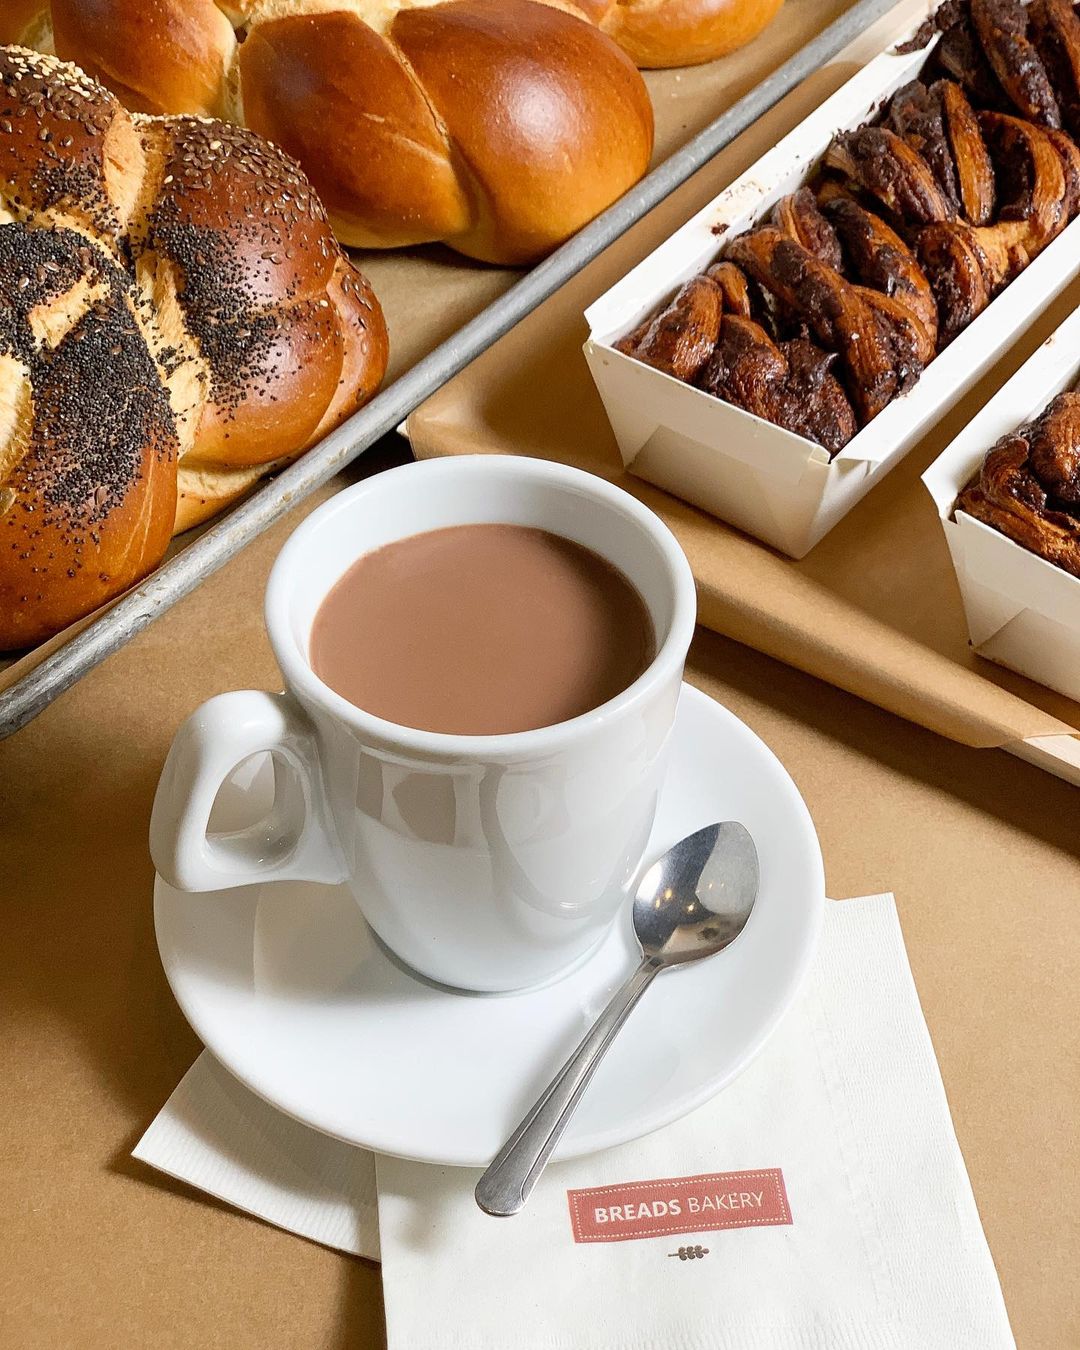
[633,821,759,966]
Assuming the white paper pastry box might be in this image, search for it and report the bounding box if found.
[583,29,1080,560]
[922,306,1080,705]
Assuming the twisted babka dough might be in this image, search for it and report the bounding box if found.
[917,108,1079,340]
[727,224,933,424]
[614,237,860,452]
[927,0,1010,108]
[615,0,1080,458]
[810,183,939,350]
[886,78,997,222]
[705,261,754,316]
[614,275,723,383]
[1030,0,1080,139]
[824,126,957,224]
[697,316,858,455]
[958,391,1080,576]
[770,188,846,271]
[970,0,1062,126]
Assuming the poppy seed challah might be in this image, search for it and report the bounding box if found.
[0,46,388,650]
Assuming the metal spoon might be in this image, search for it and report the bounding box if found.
[475,821,759,1217]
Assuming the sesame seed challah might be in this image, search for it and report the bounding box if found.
[0,46,388,650]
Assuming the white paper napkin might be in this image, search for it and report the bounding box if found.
[376,895,1015,1349]
[132,1052,380,1260]
[133,895,1013,1348]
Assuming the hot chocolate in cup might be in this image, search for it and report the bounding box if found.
[150,456,697,992]
[309,521,659,736]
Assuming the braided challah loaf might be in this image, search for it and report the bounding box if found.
[0,47,388,650]
[0,0,784,263]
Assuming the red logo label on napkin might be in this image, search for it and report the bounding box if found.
[566,1169,791,1244]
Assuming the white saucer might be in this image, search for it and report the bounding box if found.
[155,684,824,1166]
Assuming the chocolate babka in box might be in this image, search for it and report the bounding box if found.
[923,305,1080,705]
[584,0,1080,558]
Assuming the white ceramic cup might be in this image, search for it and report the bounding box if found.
[150,456,696,992]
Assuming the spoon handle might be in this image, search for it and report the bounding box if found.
[474,956,661,1217]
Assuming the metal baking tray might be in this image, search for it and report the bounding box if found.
[0,0,897,738]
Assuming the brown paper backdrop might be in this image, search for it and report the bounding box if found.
[407,7,1080,754]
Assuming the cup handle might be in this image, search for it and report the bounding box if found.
[149,690,348,892]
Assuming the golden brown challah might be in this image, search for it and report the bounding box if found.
[0,46,388,650]
[573,0,785,67]
[0,0,784,263]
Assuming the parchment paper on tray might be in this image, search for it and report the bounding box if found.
[405,1,1080,783]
